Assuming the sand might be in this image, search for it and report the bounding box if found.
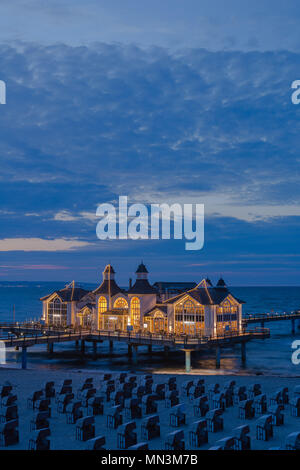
[0,367,299,450]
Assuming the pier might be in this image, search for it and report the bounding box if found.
[243,310,300,333]
[0,322,269,372]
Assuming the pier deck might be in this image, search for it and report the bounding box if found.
[0,322,269,372]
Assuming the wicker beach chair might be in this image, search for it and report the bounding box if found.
[76,416,95,441]
[256,414,273,441]
[86,435,106,450]
[141,414,160,440]
[206,408,223,432]
[106,404,123,429]
[117,421,137,449]
[193,395,209,417]
[165,429,185,450]
[233,424,251,450]
[189,419,208,447]
[28,428,50,450]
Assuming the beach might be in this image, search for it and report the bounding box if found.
[0,367,299,450]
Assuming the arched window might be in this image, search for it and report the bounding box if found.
[183,300,194,314]
[47,297,67,326]
[98,296,107,313]
[113,298,128,309]
[131,297,140,329]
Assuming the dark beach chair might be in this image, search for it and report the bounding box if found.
[1,394,17,408]
[34,398,51,416]
[57,393,74,414]
[124,398,142,419]
[193,395,209,417]
[28,428,50,450]
[66,401,83,424]
[141,414,160,440]
[208,383,220,400]
[254,394,267,415]
[27,390,43,409]
[290,396,300,417]
[165,429,185,450]
[86,435,106,450]
[77,381,94,399]
[206,408,223,432]
[117,421,137,449]
[189,419,208,447]
[142,394,157,415]
[181,380,194,397]
[165,390,179,408]
[167,377,177,391]
[30,411,50,431]
[234,386,247,404]
[248,384,261,399]
[285,432,300,450]
[81,388,96,407]
[256,414,273,441]
[0,419,19,446]
[233,424,251,450]
[44,381,55,399]
[154,383,166,400]
[76,416,95,441]
[111,390,124,407]
[170,404,186,427]
[106,404,123,429]
[0,405,18,424]
[87,396,104,416]
[215,436,235,450]
[239,399,255,419]
[212,392,226,411]
[269,404,284,426]
[188,385,203,402]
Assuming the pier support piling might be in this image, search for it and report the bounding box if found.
[148,345,152,355]
[241,342,246,365]
[47,343,53,354]
[81,340,85,354]
[292,319,296,334]
[215,346,221,369]
[21,347,27,370]
[184,350,191,373]
[128,344,132,357]
[109,340,113,352]
[164,346,169,358]
[75,340,79,348]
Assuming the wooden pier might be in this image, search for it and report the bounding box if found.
[0,322,270,372]
[243,310,300,333]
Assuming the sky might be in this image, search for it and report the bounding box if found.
[0,1,300,285]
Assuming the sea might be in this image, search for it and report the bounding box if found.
[1,282,300,377]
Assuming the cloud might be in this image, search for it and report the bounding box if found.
[0,238,92,252]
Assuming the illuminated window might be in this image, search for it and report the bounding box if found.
[98,296,107,313]
[131,297,140,329]
[47,297,67,326]
[114,298,128,309]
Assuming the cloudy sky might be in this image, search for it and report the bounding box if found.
[0,1,300,285]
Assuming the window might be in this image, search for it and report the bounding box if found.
[131,297,140,329]
[175,298,204,335]
[47,297,67,326]
[113,298,128,309]
[98,296,107,313]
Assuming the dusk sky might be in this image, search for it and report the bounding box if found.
[0,1,300,285]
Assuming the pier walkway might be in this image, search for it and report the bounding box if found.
[0,322,269,372]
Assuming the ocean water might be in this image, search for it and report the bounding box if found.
[0,282,300,376]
